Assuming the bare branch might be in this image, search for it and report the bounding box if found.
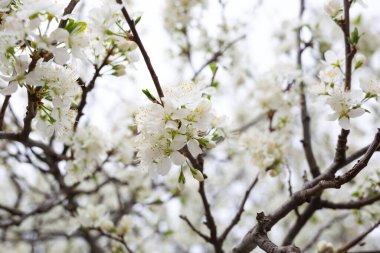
[219,175,259,243]
[321,193,380,209]
[192,35,246,81]
[303,214,348,251]
[74,46,116,130]
[179,215,211,243]
[233,112,267,133]
[337,219,380,253]
[232,129,380,253]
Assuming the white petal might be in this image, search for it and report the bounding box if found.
[157,157,171,175]
[0,81,18,95]
[187,139,202,158]
[172,108,189,119]
[171,134,187,150]
[128,51,140,63]
[348,108,365,118]
[327,112,339,121]
[50,28,69,44]
[177,181,185,191]
[53,47,70,64]
[359,77,369,92]
[324,50,337,64]
[339,117,350,130]
[170,151,186,165]
[165,120,178,129]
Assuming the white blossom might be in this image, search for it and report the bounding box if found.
[326,88,365,130]
[135,81,222,181]
[324,0,342,17]
[77,204,108,228]
[360,76,380,98]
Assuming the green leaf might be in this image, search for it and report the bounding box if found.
[211,81,219,88]
[178,166,186,184]
[29,12,40,20]
[350,27,360,45]
[134,16,142,25]
[65,19,76,33]
[142,89,159,103]
[354,14,362,24]
[209,62,217,74]
[65,19,87,34]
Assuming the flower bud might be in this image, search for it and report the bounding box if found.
[317,241,334,253]
[192,169,204,182]
[354,53,366,69]
[100,219,115,232]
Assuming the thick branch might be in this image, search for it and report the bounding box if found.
[232,129,380,253]
[254,232,300,253]
[281,197,321,246]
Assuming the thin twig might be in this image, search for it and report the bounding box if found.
[219,174,259,243]
[0,95,11,130]
[192,35,246,81]
[179,215,211,243]
[116,0,164,102]
[302,214,348,251]
[321,193,380,209]
[337,219,380,253]
[232,112,267,133]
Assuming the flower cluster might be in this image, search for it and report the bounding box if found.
[240,129,289,176]
[0,0,87,138]
[29,60,81,137]
[76,204,133,243]
[86,2,140,74]
[64,127,107,184]
[135,81,222,185]
[324,0,367,19]
[317,50,380,129]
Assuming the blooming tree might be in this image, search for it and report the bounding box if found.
[1,0,380,252]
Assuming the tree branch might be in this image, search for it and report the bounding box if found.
[116,0,164,101]
[302,214,348,251]
[58,0,80,28]
[320,193,380,209]
[0,95,11,130]
[179,215,212,243]
[336,219,380,253]
[219,175,259,243]
[192,34,246,81]
[232,129,380,253]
